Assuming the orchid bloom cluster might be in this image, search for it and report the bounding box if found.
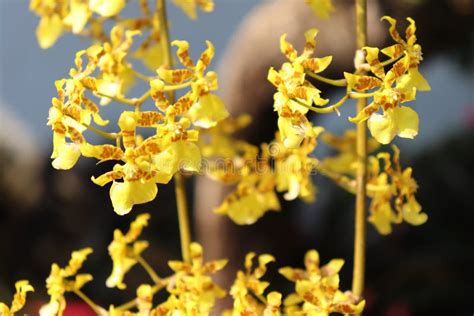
[202,115,324,225]
[262,14,430,233]
[4,0,434,314]
[10,214,360,316]
[40,0,229,216]
[30,0,213,49]
[320,131,427,234]
[225,251,364,316]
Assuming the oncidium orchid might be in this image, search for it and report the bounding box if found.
[9,0,433,315]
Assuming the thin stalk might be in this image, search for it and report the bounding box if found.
[132,68,153,82]
[349,91,376,99]
[352,0,368,302]
[293,94,349,114]
[73,289,106,315]
[136,254,161,285]
[380,55,402,67]
[174,173,192,263]
[116,278,171,311]
[80,123,117,140]
[93,91,137,106]
[305,71,347,87]
[163,81,192,92]
[135,90,151,111]
[157,0,192,263]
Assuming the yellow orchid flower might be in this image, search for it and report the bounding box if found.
[381,16,431,91]
[89,0,126,17]
[347,47,419,144]
[367,146,427,234]
[269,29,331,111]
[30,0,126,49]
[173,0,214,20]
[321,130,379,175]
[305,0,335,19]
[198,115,258,183]
[30,0,66,48]
[161,243,227,314]
[88,112,202,215]
[153,40,229,128]
[269,29,332,148]
[48,78,109,170]
[106,213,150,289]
[277,109,322,149]
[214,170,280,225]
[280,249,365,316]
[95,26,138,105]
[40,248,94,316]
[273,132,322,202]
[228,253,275,315]
[0,280,34,316]
[264,292,283,316]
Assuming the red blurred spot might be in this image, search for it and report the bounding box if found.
[384,302,411,316]
[64,301,95,316]
[465,103,474,130]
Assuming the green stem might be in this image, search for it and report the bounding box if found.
[306,71,347,87]
[293,94,349,114]
[132,68,153,82]
[352,0,368,303]
[73,289,106,315]
[115,278,171,311]
[174,173,192,263]
[157,0,193,263]
[136,254,161,285]
[163,81,192,92]
[93,91,137,106]
[349,91,376,99]
[81,123,117,140]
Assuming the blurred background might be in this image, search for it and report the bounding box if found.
[0,0,473,315]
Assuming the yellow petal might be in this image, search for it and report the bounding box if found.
[137,44,164,71]
[363,47,385,79]
[349,102,379,124]
[110,181,158,215]
[218,191,280,225]
[188,94,229,128]
[89,0,126,17]
[402,197,428,226]
[171,40,194,67]
[367,111,396,144]
[153,141,201,175]
[368,201,394,235]
[303,56,332,73]
[173,0,197,19]
[393,106,419,140]
[10,280,34,313]
[305,0,335,19]
[52,143,82,170]
[344,72,382,92]
[63,1,91,34]
[408,67,431,91]
[36,14,63,49]
[280,34,297,61]
[381,43,404,59]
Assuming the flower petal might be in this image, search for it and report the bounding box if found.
[110,181,158,215]
[367,111,397,144]
[188,94,229,128]
[394,106,419,140]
